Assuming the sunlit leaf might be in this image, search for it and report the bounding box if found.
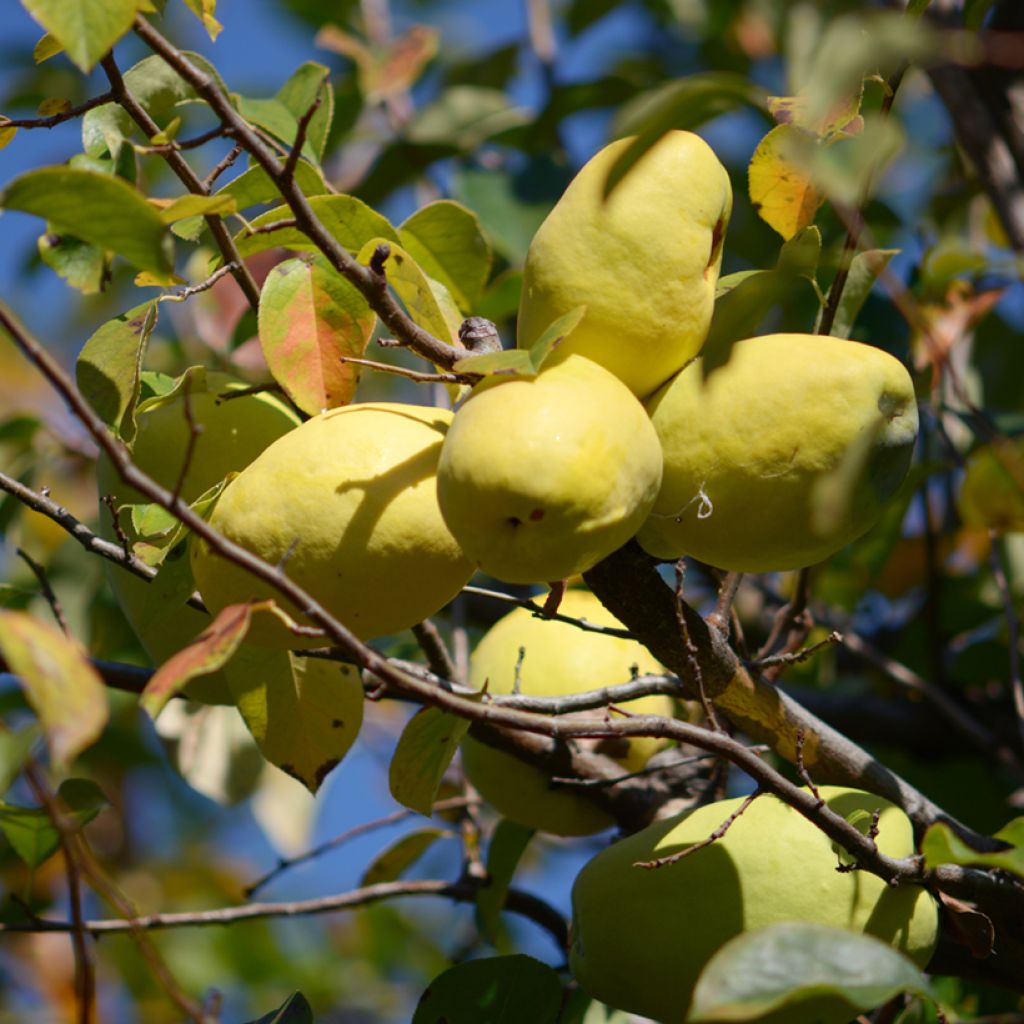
[452,349,533,378]
[922,818,1024,879]
[181,0,221,40]
[277,62,334,163]
[0,612,108,773]
[412,955,562,1024]
[360,828,452,887]
[690,922,937,1021]
[216,161,325,210]
[229,651,364,794]
[400,201,493,311]
[32,32,63,63]
[155,193,237,224]
[390,706,472,815]
[748,124,824,241]
[76,301,158,445]
[235,195,399,259]
[828,248,898,338]
[0,778,108,868]
[475,819,534,945]
[1,167,174,274]
[257,254,375,415]
[20,0,142,72]
[38,231,107,294]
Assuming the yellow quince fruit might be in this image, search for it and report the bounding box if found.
[518,130,732,397]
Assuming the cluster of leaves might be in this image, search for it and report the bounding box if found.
[0,0,1023,1021]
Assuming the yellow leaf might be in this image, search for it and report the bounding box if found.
[748,124,825,241]
[33,32,63,63]
[36,97,71,117]
[0,118,15,152]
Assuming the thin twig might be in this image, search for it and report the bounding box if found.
[339,355,471,385]
[24,764,94,1024]
[795,728,823,806]
[707,571,743,637]
[242,217,298,237]
[134,123,230,154]
[282,85,324,184]
[99,53,260,312]
[675,560,721,731]
[1,91,114,129]
[245,796,472,897]
[988,530,1024,750]
[16,548,69,635]
[100,492,132,559]
[412,619,458,681]
[203,143,243,189]
[751,630,841,669]
[160,262,240,303]
[634,789,762,870]
[461,585,634,639]
[170,378,201,504]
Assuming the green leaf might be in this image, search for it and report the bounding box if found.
[527,305,587,372]
[606,73,767,198]
[234,96,320,167]
[0,612,108,774]
[235,194,398,259]
[776,225,821,281]
[33,32,63,63]
[0,778,108,868]
[244,992,314,1024]
[389,707,471,815]
[0,726,40,796]
[181,0,221,40]
[356,238,462,347]
[360,828,452,887]
[216,161,325,211]
[20,0,142,72]
[76,301,158,445]
[157,193,237,224]
[229,651,364,794]
[399,201,493,311]
[258,255,375,415]
[412,955,562,1024]
[38,231,108,294]
[1,168,173,275]
[453,349,533,378]
[827,248,899,338]
[277,62,334,163]
[407,87,530,150]
[922,819,1024,879]
[690,922,937,1022]
[475,820,534,946]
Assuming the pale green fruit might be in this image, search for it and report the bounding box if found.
[437,355,663,584]
[638,334,919,571]
[570,786,939,1024]
[518,130,732,397]
[461,589,674,836]
[97,373,302,703]
[191,402,475,646]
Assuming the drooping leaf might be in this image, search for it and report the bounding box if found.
[828,248,899,338]
[748,124,825,241]
[234,194,399,259]
[389,706,471,815]
[257,255,375,415]
[406,86,530,150]
[38,231,108,294]
[1,168,174,275]
[141,601,296,719]
[229,651,364,794]
[0,612,108,773]
[76,301,158,445]
[181,0,221,40]
[20,0,142,72]
[360,828,452,887]
[0,778,108,868]
[277,62,334,163]
[690,922,937,1021]
[399,201,492,311]
[606,73,767,198]
[475,820,535,945]
[412,955,562,1024]
[922,818,1024,880]
[357,238,462,346]
[243,991,314,1024]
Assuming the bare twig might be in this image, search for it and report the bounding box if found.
[1,91,114,129]
[988,530,1024,750]
[634,789,762,870]
[214,382,285,403]
[160,262,240,303]
[170,378,201,504]
[15,548,69,635]
[752,630,841,669]
[339,355,471,385]
[100,492,132,559]
[203,143,243,189]
[282,85,324,184]
[245,796,472,897]
[675,560,721,731]
[134,123,230,154]
[707,571,743,637]
[412,619,458,682]
[99,53,260,312]
[795,728,823,806]
[242,217,298,237]
[461,585,634,639]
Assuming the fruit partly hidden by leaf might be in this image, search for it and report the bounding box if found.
[638,333,919,571]
[517,130,732,397]
[191,403,475,645]
[569,786,939,1023]
[436,355,663,584]
[957,437,1024,534]
[97,373,302,703]
[461,589,673,836]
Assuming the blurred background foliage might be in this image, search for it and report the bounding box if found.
[1,0,1023,1020]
